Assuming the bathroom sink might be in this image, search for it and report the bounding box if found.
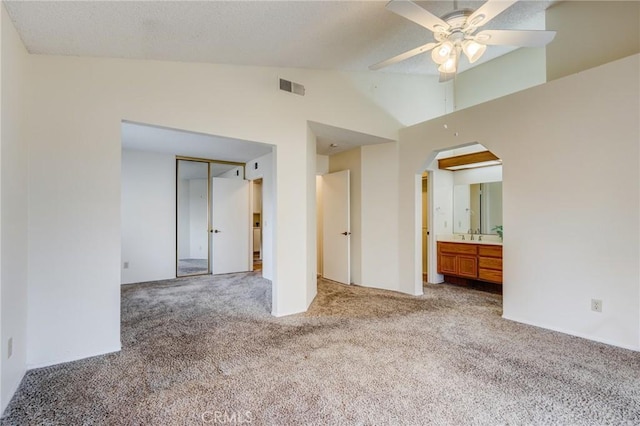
[436,234,502,246]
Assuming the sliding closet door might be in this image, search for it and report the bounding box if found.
[176,160,210,276]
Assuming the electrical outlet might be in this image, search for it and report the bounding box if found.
[8,337,13,359]
[591,299,603,313]
[123,261,129,269]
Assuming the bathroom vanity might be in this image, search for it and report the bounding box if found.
[437,239,503,285]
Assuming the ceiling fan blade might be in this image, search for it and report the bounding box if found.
[467,0,518,28]
[369,42,438,71]
[476,30,556,47]
[386,0,449,33]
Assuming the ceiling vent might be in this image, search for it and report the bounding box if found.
[279,78,305,96]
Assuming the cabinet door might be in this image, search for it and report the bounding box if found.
[439,254,457,275]
[458,255,477,278]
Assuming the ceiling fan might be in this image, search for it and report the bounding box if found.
[370,0,556,82]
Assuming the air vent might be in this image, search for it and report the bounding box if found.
[279,78,305,96]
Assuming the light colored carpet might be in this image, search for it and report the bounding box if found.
[2,273,639,425]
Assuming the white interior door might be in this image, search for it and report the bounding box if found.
[322,170,350,284]
[211,177,250,274]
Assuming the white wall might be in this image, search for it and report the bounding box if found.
[316,154,329,175]
[453,165,502,185]
[121,150,176,285]
[400,55,640,349]
[1,4,28,412]
[546,1,640,81]
[360,142,399,291]
[217,166,243,179]
[23,50,413,366]
[455,48,547,111]
[346,72,454,127]
[306,128,317,307]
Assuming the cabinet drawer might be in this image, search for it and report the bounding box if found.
[478,245,502,257]
[479,268,502,283]
[479,257,502,271]
[438,242,477,255]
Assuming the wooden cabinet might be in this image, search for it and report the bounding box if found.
[437,242,503,284]
[458,256,478,278]
[437,242,478,279]
[478,245,502,283]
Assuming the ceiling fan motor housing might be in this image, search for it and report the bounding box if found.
[442,9,474,29]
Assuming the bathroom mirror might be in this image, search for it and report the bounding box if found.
[453,182,502,234]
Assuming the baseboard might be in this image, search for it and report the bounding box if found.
[26,344,122,370]
[272,308,307,318]
[502,315,640,352]
[1,369,26,416]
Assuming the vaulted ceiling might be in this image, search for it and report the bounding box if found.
[4,1,555,75]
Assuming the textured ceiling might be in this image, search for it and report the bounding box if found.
[4,0,554,75]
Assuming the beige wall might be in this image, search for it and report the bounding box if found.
[360,143,399,291]
[1,4,29,413]
[546,1,640,81]
[23,53,411,368]
[399,54,640,349]
[455,48,546,110]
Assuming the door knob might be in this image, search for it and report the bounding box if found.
[341,231,351,236]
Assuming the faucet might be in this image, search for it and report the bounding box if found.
[468,229,474,241]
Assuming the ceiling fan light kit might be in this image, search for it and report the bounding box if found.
[432,41,453,64]
[438,48,459,74]
[371,0,556,81]
[462,40,486,64]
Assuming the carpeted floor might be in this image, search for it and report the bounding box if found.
[2,273,639,425]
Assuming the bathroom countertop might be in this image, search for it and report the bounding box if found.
[436,235,502,246]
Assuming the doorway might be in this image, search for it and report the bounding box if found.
[421,143,504,295]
